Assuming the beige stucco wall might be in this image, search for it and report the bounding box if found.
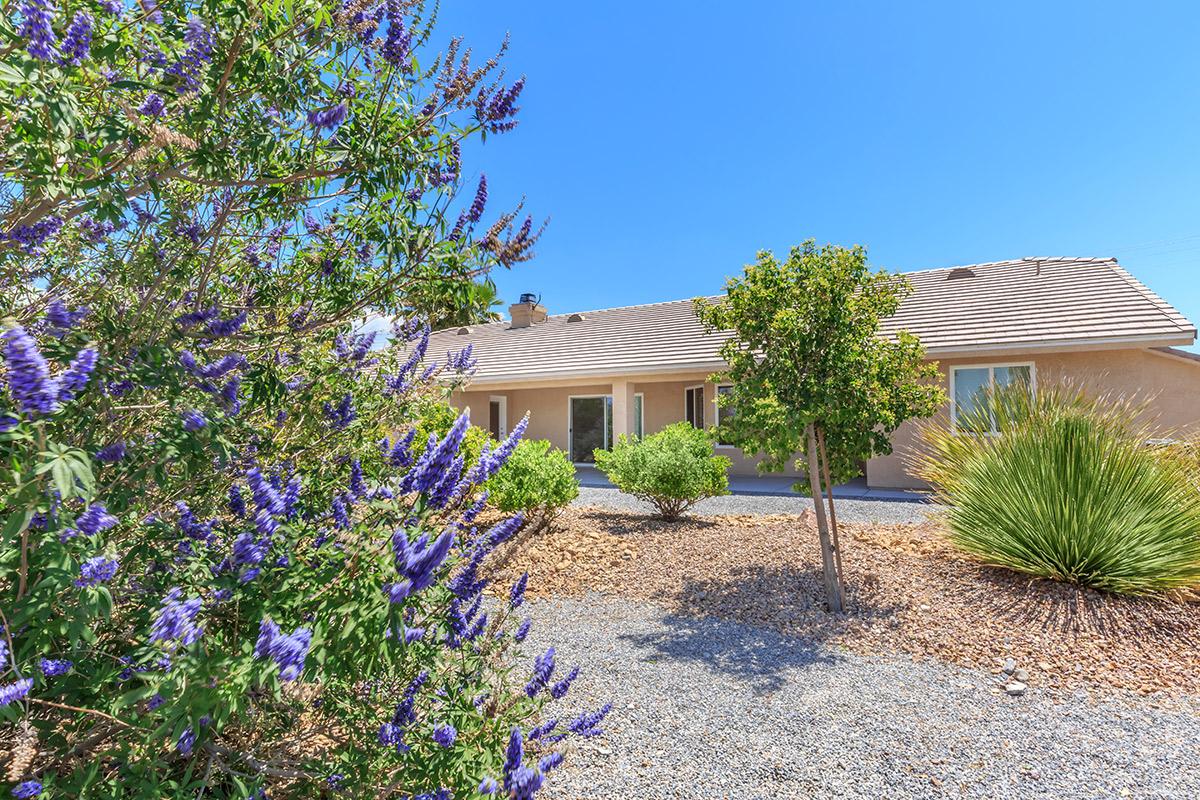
[454,347,1200,489]
[866,348,1200,489]
[451,376,800,476]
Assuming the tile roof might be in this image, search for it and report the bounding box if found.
[424,257,1197,385]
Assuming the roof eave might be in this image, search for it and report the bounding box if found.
[451,332,1199,388]
[924,331,1197,359]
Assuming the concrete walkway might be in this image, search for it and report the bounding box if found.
[574,465,930,503]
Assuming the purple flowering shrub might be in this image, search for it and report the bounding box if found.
[0,313,606,796]
[0,1,602,797]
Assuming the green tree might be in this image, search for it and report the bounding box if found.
[695,241,944,612]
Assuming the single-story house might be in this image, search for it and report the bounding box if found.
[431,257,1200,489]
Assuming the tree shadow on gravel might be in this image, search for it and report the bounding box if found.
[619,564,908,695]
[618,608,842,695]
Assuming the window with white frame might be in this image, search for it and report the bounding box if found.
[951,364,1034,433]
[684,386,705,428]
[715,384,734,445]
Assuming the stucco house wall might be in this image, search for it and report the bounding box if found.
[866,347,1200,489]
[453,346,1200,490]
[451,376,800,477]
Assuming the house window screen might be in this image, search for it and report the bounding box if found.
[685,387,704,428]
[952,364,1034,434]
[716,385,734,445]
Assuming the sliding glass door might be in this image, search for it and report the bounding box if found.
[569,395,612,463]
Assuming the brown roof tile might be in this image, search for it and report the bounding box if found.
[423,257,1196,385]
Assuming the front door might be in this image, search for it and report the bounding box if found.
[570,396,611,463]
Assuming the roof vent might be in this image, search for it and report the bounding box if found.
[518,292,539,305]
[567,313,585,323]
[947,267,976,280]
[456,326,471,335]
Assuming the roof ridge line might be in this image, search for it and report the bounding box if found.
[494,257,1121,319]
[896,256,1117,276]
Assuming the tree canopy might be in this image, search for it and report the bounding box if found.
[695,240,945,612]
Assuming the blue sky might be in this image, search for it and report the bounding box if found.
[438,1,1200,345]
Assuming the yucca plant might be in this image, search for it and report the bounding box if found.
[914,382,1200,594]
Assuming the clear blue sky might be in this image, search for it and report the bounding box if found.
[438,1,1200,345]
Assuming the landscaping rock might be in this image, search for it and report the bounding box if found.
[1014,668,1030,683]
[1006,681,1028,696]
[528,595,1200,800]
[495,505,1200,699]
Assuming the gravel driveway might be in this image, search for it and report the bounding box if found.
[573,486,939,525]
[528,595,1200,800]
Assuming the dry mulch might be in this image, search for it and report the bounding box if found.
[490,506,1200,702]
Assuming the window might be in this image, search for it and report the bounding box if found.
[951,364,1034,433]
[487,396,507,439]
[715,385,734,446]
[569,395,613,463]
[633,393,644,439]
[685,386,705,428]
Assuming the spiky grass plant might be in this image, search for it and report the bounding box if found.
[914,382,1200,594]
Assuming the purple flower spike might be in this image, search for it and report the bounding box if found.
[255,618,312,681]
[524,648,556,697]
[96,441,127,463]
[176,726,196,756]
[77,555,119,587]
[149,587,204,648]
[5,216,63,253]
[76,502,118,536]
[17,0,58,61]
[307,102,347,131]
[550,665,580,699]
[11,779,42,799]
[432,723,457,748]
[57,347,98,404]
[59,11,93,65]
[510,572,528,609]
[138,92,166,117]
[382,0,411,65]
[46,298,90,333]
[468,174,488,223]
[3,325,59,416]
[40,658,72,677]
[0,678,34,707]
[182,410,206,431]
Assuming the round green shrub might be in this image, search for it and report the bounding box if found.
[916,384,1200,594]
[412,399,491,467]
[487,439,579,529]
[594,422,731,521]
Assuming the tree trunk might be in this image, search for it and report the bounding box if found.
[806,422,844,613]
[816,425,845,595]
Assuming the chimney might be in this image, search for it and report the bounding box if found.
[509,293,547,329]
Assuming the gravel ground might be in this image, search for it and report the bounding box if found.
[573,486,939,525]
[527,595,1200,800]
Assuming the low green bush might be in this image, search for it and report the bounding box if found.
[487,439,579,530]
[412,399,490,466]
[594,422,731,521]
[915,384,1200,594]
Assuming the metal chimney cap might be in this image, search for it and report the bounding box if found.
[518,292,539,305]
